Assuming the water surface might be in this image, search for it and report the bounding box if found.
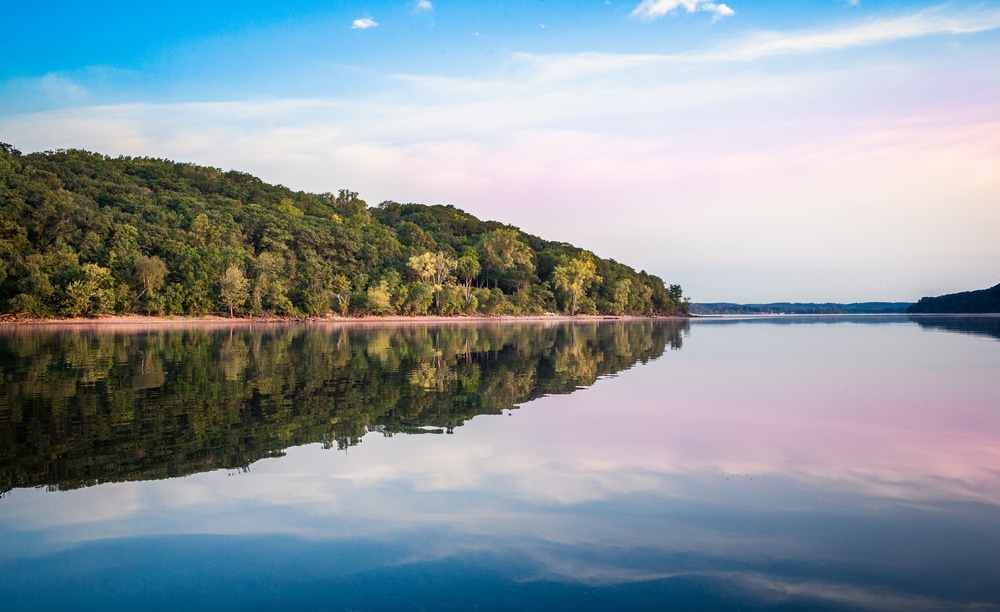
[1,317,998,610]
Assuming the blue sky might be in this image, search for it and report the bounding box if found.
[2,1,999,301]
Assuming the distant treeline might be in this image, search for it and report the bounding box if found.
[908,284,1000,314]
[0,143,688,318]
[691,302,911,315]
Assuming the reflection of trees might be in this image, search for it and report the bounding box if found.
[909,316,1000,342]
[0,320,688,494]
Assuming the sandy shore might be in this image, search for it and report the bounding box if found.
[0,312,685,331]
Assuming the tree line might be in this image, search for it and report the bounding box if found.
[907,284,1000,314]
[0,144,689,317]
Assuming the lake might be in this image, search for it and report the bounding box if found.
[1,317,999,610]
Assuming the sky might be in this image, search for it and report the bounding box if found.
[1,0,998,302]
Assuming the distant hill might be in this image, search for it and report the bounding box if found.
[907,284,1000,314]
[692,302,912,315]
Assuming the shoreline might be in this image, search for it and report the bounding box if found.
[3,312,993,330]
[0,312,690,330]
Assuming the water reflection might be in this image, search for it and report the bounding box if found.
[0,321,687,495]
[1,318,999,610]
[910,314,1000,341]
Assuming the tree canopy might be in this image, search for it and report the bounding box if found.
[0,145,689,317]
[907,284,1000,314]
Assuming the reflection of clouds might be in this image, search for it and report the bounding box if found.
[1,320,998,607]
[5,322,999,535]
[731,572,979,611]
[1,483,142,529]
[333,442,492,492]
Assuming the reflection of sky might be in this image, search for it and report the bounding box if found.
[2,319,1000,609]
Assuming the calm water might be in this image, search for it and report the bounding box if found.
[1,317,998,611]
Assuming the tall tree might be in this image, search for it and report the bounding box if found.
[330,274,351,315]
[477,229,533,289]
[553,254,601,315]
[408,251,458,311]
[134,255,167,298]
[612,278,632,315]
[455,246,480,301]
[220,265,249,317]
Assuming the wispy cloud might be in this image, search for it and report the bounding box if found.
[37,74,88,105]
[351,18,378,30]
[528,5,1000,71]
[414,0,433,12]
[631,0,734,21]
[716,6,1000,60]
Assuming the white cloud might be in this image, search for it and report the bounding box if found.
[38,73,88,104]
[351,18,378,30]
[631,0,734,20]
[557,6,1000,64]
[715,6,1000,60]
[414,0,433,12]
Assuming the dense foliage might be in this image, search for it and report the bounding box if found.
[907,284,1000,314]
[0,321,688,493]
[0,144,688,317]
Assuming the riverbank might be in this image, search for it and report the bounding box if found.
[0,312,687,329]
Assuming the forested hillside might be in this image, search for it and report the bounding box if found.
[0,144,688,317]
[908,284,1000,314]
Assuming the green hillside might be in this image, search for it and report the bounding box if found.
[0,144,687,317]
[908,284,1000,314]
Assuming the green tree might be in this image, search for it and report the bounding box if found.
[668,284,684,305]
[477,229,534,290]
[334,189,368,217]
[455,246,480,301]
[220,265,249,317]
[134,255,167,300]
[553,255,601,315]
[612,278,632,315]
[396,282,434,315]
[408,250,457,311]
[63,263,116,316]
[365,280,394,315]
[251,252,294,315]
[297,255,335,315]
[330,274,351,315]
